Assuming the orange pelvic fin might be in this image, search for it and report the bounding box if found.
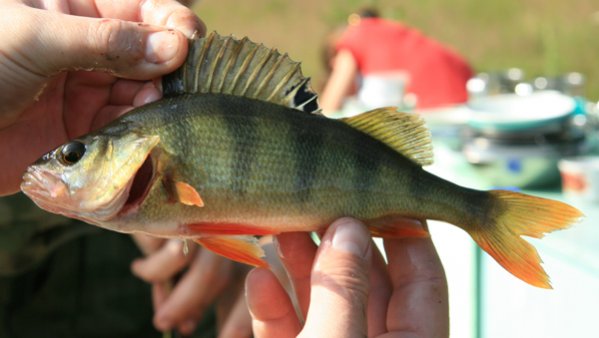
[367,214,430,238]
[470,190,583,289]
[194,235,268,268]
[175,181,204,207]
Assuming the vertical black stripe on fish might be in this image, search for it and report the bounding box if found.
[160,99,195,162]
[406,160,427,204]
[405,161,447,218]
[292,123,324,204]
[176,117,194,161]
[223,113,258,196]
[463,187,496,231]
[351,131,380,213]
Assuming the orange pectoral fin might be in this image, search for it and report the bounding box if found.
[367,215,430,238]
[195,235,268,268]
[175,181,204,207]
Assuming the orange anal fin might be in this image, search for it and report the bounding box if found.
[187,222,277,236]
[175,181,204,207]
[195,235,268,268]
[367,215,430,238]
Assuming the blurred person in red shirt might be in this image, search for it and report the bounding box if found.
[321,7,473,114]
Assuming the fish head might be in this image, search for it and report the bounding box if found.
[21,131,160,224]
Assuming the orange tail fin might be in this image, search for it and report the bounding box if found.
[470,190,583,289]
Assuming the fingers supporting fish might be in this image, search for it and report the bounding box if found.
[274,232,318,318]
[300,219,372,337]
[215,266,254,338]
[153,249,234,333]
[131,233,165,255]
[246,267,303,338]
[131,238,197,283]
[382,232,449,336]
[27,12,188,79]
[364,242,393,337]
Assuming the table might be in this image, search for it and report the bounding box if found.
[427,142,599,338]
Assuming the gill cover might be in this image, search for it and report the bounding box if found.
[21,132,160,222]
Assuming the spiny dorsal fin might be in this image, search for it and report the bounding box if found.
[342,108,434,166]
[163,32,320,114]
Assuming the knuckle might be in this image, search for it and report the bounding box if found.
[314,254,370,301]
[331,268,368,299]
[325,266,370,299]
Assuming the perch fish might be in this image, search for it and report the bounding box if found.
[21,32,583,288]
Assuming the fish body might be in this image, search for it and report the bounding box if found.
[21,33,582,288]
[89,94,466,233]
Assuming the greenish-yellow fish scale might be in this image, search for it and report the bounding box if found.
[133,95,402,222]
[126,94,474,227]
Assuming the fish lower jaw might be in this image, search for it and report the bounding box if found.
[20,166,130,223]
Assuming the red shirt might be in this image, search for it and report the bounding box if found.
[336,18,473,109]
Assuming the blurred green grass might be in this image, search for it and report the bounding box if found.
[195,0,599,100]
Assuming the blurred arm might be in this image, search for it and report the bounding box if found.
[320,49,358,115]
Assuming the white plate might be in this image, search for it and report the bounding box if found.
[468,91,576,130]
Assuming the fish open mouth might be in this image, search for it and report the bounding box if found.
[120,155,154,215]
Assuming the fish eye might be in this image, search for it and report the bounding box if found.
[59,141,86,165]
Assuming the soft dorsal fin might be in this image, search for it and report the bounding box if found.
[342,108,434,166]
[163,31,320,114]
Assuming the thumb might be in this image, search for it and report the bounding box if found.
[36,11,189,80]
[299,218,372,338]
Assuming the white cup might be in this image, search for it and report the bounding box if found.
[558,156,599,203]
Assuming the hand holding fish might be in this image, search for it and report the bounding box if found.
[246,218,449,338]
[0,0,205,195]
[131,234,252,336]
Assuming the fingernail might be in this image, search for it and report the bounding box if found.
[146,30,180,64]
[331,218,370,258]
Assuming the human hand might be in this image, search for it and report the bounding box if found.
[246,218,449,338]
[131,234,252,337]
[0,0,205,195]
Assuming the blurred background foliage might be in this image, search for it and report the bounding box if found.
[194,0,599,100]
